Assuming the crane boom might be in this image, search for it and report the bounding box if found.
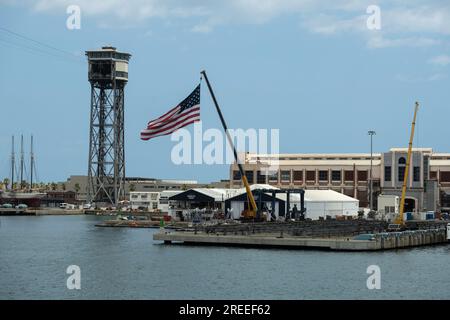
[396,102,419,225]
[201,70,258,218]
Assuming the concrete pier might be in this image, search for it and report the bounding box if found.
[153,228,447,251]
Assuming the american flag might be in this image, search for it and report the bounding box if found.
[140,85,200,140]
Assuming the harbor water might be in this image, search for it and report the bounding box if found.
[0,215,449,300]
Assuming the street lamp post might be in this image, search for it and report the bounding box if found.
[368,130,376,211]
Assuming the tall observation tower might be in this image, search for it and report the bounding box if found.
[85,46,131,205]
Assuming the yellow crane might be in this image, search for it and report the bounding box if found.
[395,102,419,225]
[201,70,259,220]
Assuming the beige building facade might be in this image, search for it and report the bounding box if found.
[230,148,450,213]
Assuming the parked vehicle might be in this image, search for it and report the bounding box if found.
[60,203,75,209]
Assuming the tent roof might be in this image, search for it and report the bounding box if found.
[304,190,358,202]
[169,188,240,202]
[272,190,358,203]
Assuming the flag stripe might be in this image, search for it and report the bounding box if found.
[140,118,200,140]
[144,105,200,132]
[141,84,200,141]
[141,111,200,137]
[148,105,180,127]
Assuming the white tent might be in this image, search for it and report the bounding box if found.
[278,190,359,220]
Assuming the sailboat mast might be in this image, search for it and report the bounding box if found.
[30,134,34,191]
[20,134,24,190]
[11,135,15,190]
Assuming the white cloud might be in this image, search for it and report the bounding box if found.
[428,55,450,66]
[395,73,447,82]
[302,14,367,35]
[5,0,450,48]
[382,6,450,35]
[367,35,441,48]
[191,24,212,34]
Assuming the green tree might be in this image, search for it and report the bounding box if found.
[74,183,80,200]
[62,183,66,191]
[22,181,30,190]
[129,183,136,192]
[3,178,10,190]
[51,182,57,191]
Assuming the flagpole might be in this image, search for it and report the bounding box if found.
[200,70,258,214]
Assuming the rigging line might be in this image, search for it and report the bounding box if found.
[34,162,39,184]
[0,26,82,60]
[0,37,83,64]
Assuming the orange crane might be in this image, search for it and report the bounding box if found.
[395,102,419,225]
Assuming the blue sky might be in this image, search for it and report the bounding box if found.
[0,0,449,183]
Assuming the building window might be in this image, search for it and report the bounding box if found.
[440,171,450,182]
[357,170,368,182]
[430,171,437,180]
[398,166,405,182]
[357,190,368,207]
[233,170,241,181]
[423,156,429,180]
[293,171,303,182]
[318,170,328,182]
[268,171,278,183]
[343,189,354,197]
[306,171,315,181]
[245,171,254,183]
[384,166,392,182]
[331,170,341,182]
[413,167,420,182]
[256,171,266,184]
[398,157,406,165]
[281,171,291,182]
[344,171,354,181]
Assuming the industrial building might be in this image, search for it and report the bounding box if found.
[230,148,450,213]
[129,190,183,212]
[59,175,200,203]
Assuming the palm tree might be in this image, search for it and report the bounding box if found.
[129,183,136,192]
[51,182,57,191]
[62,183,66,191]
[74,183,80,200]
[22,181,30,190]
[3,178,10,190]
